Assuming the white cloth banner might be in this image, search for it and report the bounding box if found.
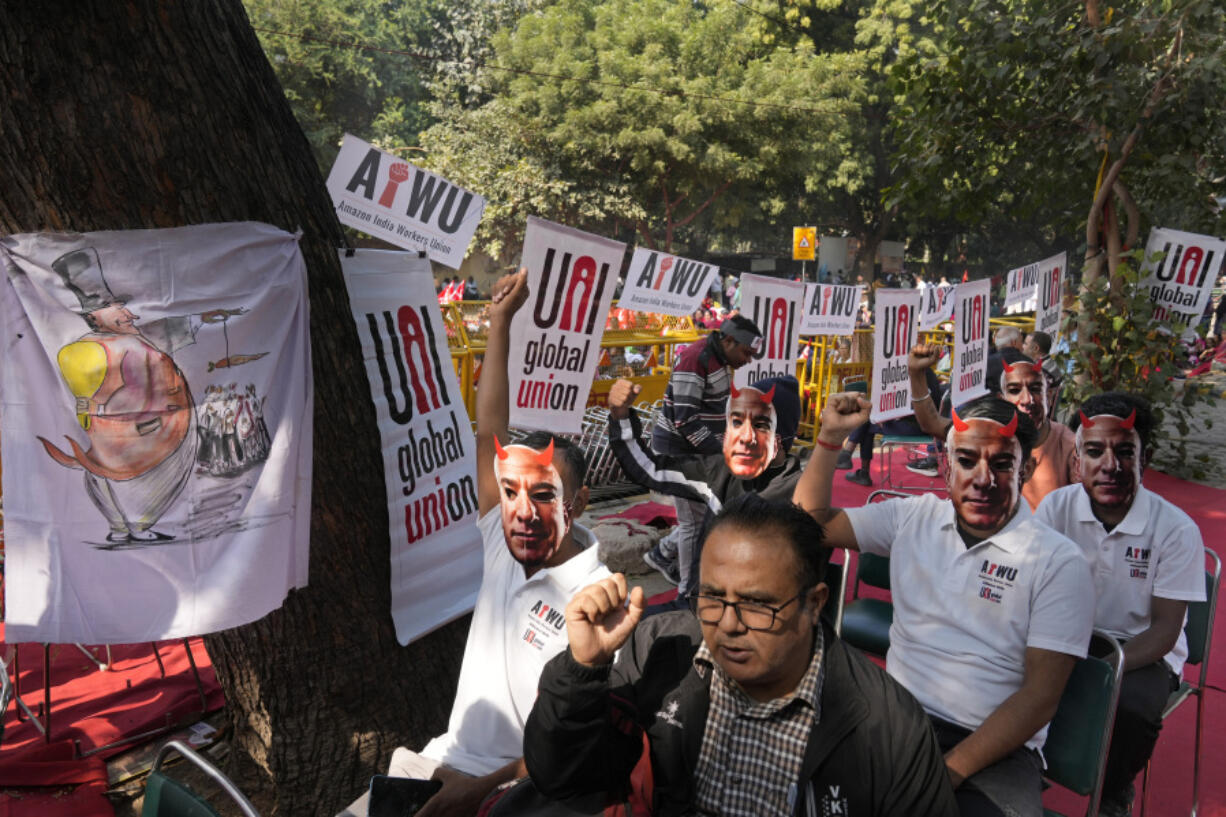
[1033,252,1066,342]
[800,283,862,336]
[735,274,805,387]
[952,278,991,406]
[341,250,482,645]
[1138,228,1226,339]
[508,217,625,434]
[326,133,486,270]
[0,223,312,644]
[617,248,717,317]
[870,289,922,422]
[918,283,956,331]
[1003,252,1062,311]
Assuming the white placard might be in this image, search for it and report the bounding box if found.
[508,217,625,433]
[819,236,851,280]
[325,133,486,269]
[870,289,922,423]
[1138,227,1226,339]
[1033,253,1066,342]
[735,273,805,386]
[0,223,312,644]
[918,283,956,331]
[799,283,863,336]
[617,248,717,317]
[951,278,991,406]
[1003,252,1063,311]
[342,250,482,645]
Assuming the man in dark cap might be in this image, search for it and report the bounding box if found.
[642,314,764,585]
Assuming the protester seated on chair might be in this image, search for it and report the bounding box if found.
[340,270,609,817]
[606,375,802,604]
[834,370,945,486]
[796,393,1094,817]
[1034,392,1206,817]
[518,494,958,817]
[908,344,1077,510]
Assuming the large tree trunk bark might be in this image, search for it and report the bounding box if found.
[0,2,466,813]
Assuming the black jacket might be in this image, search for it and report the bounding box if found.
[525,614,958,817]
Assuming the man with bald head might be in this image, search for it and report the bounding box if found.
[908,344,1076,509]
[794,393,1093,817]
[1035,393,1206,817]
[341,270,608,817]
[606,374,803,600]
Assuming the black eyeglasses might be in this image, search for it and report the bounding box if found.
[687,591,805,631]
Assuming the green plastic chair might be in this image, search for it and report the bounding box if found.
[1042,632,1125,817]
[1139,547,1221,817]
[836,490,906,656]
[143,740,260,817]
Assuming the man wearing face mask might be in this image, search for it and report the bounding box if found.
[605,375,803,600]
[908,344,1077,509]
[794,393,1093,817]
[340,270,609,817]
[1035,393,1206,817]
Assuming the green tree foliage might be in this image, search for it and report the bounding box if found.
[1059,248,1215,477]
[420,0,861,259]
[889,0,1226,271]
[244,0,445,165]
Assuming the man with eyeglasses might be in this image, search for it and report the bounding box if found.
[794,393,1092,817]
[520,494,956,816]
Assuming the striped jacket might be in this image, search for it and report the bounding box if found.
[651,333,730,457]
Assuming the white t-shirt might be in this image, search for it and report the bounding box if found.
[421,508,609,775]
[845,493,1093,749]
[1035,485,1206,676]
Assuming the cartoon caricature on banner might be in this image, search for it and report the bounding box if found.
[870,289,922,422]
[918,283,956,331]
[0,223,312,644]
[1033,253,1066,340]
[341,250,482,644]
[507,217,626,434]
[617,248,717,317]
[1003,252,1063,312]
[326,133,486,269]
[952,278,991,405]
[735,273,804,386]
[1138,228,1226,338]
[799,283,863,336]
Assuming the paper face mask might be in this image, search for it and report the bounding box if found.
[493,436,569,567]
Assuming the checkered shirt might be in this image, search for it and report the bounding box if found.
[690,627,825,817]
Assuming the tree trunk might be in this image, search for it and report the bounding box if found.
[0,2,467,813]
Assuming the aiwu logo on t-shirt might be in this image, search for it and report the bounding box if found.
[1124,546,1151,579]
[521,598,566,652]
[529,599,566,630]
[976,560,1019,604]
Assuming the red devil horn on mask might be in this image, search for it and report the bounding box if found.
[1079,411,1094,429]
[762,384,776,403]
[730,384,741,399]
[535,438,555,466]
[1120,408,1137,430]
[999,411,1019,437]
[494,435,509,460]
[1002,359,1015,373]
[1034,356,1044,368]
[951,407,969,432]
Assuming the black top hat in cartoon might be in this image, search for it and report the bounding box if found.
[51,248,129,313]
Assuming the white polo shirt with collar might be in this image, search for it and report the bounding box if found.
[1035,484,1206,676]
[421,507,609,775]
[844,493,1093,749]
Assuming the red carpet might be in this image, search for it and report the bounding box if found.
[1,633,224,814]
[834,447,1226,817]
